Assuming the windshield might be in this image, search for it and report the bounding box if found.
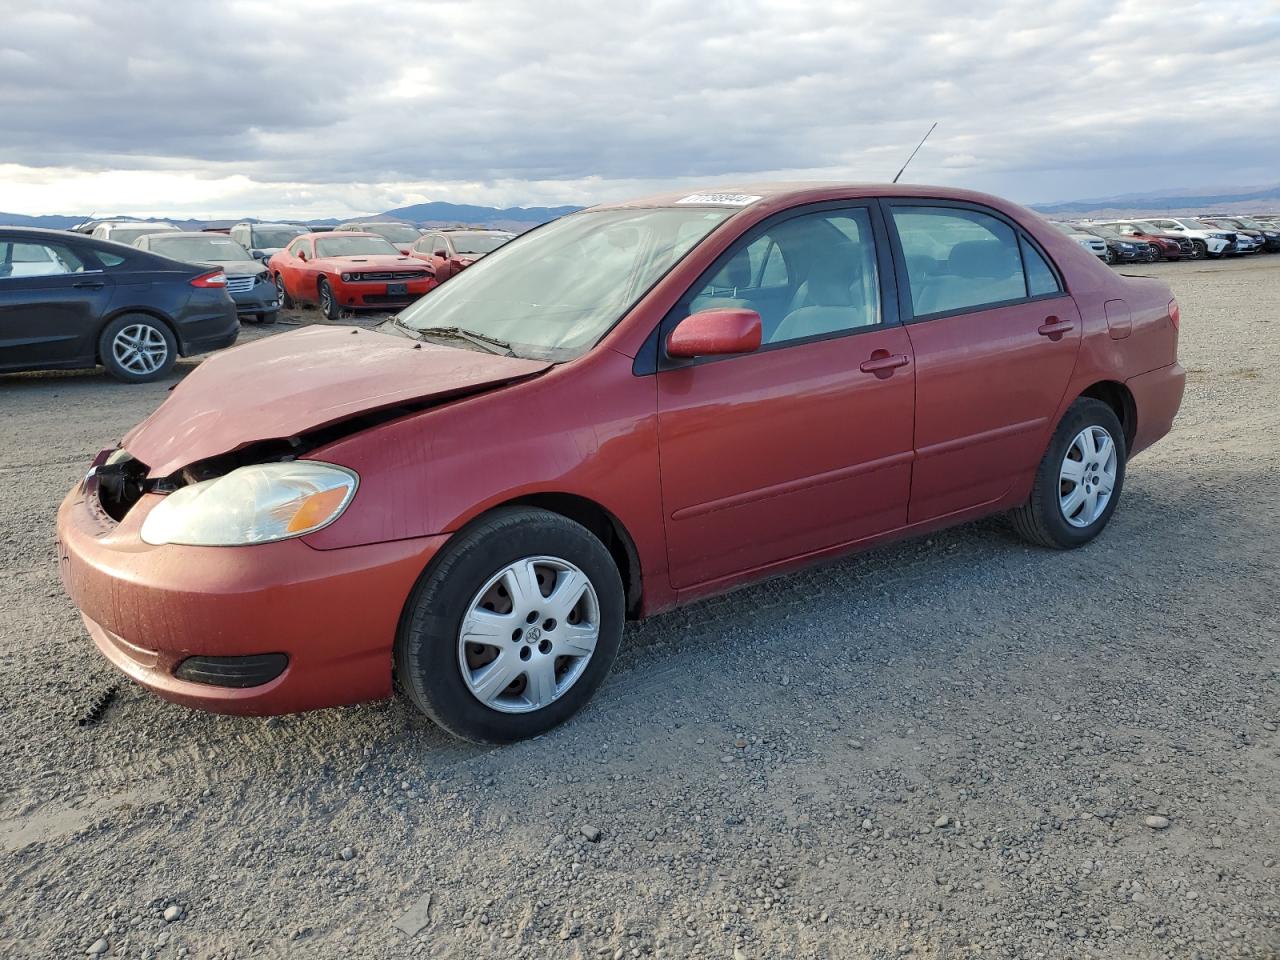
[1179,219,1214,230]
[113,226,178,246]
[451,233,513,255]
[1050,222,1079,235]
[315,235,400,257]
[365,224,421,244]
[396,207,730,361]
[253,227,306,248]
[149,235,254,261]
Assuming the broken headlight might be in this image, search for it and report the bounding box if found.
[140,461,358,546]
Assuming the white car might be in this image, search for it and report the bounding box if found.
[1048,221,1108,260]
[1137,218,1233,258]
[90,221,182,247]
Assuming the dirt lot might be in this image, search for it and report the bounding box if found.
[1,257,1277,960]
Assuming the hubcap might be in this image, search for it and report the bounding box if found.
[111,323,168,375]
[1059,425,1117,528]
[457,556,600,714]
[321,283,333,312]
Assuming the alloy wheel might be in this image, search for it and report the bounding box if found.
[457,556,600,714]
[111,323,168,376]
[1059,425,1117,528]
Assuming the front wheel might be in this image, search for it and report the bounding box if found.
[1190,240,1207,260]
[318,278,341,321]
[395,507,624,744]
[274,273,294,309]
[1010,398,1126,549]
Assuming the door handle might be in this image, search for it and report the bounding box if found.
[1037,317,1074,340]
[74,281,105,289]
[859,352,910,377]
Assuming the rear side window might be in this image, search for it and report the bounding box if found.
[0,241,87,278]
[890,206,1059,317]
[1020,237,1061,297]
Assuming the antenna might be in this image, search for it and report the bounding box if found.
[892,122,938,184]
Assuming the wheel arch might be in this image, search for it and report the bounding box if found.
[96,307,182,360]
[1078,380,1136,451]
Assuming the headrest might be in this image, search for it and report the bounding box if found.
[948,240,1017,280]
[803,247,858,306]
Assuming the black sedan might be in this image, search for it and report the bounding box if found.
[133,232,281,322]
[0,227,239,383]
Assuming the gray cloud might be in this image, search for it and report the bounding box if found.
[1,0,1278,214]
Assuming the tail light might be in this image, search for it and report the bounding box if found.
[190,270,227,288]
[1169,298,1180,330]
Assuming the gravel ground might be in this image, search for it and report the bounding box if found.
[1,259,1277,960]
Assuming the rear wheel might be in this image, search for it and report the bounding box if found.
[318,278,341,321]
[395,507,624,744]
[1010,398,1126,549]
[98,314,177,383]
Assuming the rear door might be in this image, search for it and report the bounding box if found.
[884,201,1081,523]
[654,203,916,591]
[0,237,114,371]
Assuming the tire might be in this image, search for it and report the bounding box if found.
[395,507,625,744]
[257,310,278,324]
[1105,248,1117,265]
[1190,240,1207,260]
[1010,398,1126,550]
[274,273,294,309]
[318,278,341,321]
[98,314,178,383]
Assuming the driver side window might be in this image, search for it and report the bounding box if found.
[682,208,881,346]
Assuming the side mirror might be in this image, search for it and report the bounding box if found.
[297,251,307,261]
[667,308,762,359]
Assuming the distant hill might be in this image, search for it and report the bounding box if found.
[1031,183,1280,217]
[377,201,582,226]
[1,202,580,232]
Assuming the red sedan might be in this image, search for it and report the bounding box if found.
[58,184,1185,743]
[268,232,437,320]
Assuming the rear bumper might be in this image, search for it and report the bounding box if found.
[1127,362,1186,458]
[57,484,447,715]
[174,295,240,356]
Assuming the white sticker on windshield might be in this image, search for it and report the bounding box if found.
[675,193,762,206]
[209,239,233,244]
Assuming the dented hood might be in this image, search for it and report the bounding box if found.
[124,325,550,477]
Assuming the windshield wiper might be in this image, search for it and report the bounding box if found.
[415,325,514,356]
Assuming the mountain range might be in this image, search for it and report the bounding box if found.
[4,183,1277,231]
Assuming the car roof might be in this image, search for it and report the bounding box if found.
[298,230,385,240]
[585,181,1031,213]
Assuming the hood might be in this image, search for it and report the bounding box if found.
[123,325,550,477]
[195,259,267,277]
[320,254,421,269]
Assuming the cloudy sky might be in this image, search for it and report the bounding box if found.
[1,0,1277,218]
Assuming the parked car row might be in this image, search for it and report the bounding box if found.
[1049,215,1280,263]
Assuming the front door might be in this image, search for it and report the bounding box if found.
[654,204,916,591]
[0,238,113,371]
[884,202,1082,523]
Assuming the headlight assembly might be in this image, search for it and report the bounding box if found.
[140,461,358,546]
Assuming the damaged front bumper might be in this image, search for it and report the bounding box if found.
[56,473,448,715]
